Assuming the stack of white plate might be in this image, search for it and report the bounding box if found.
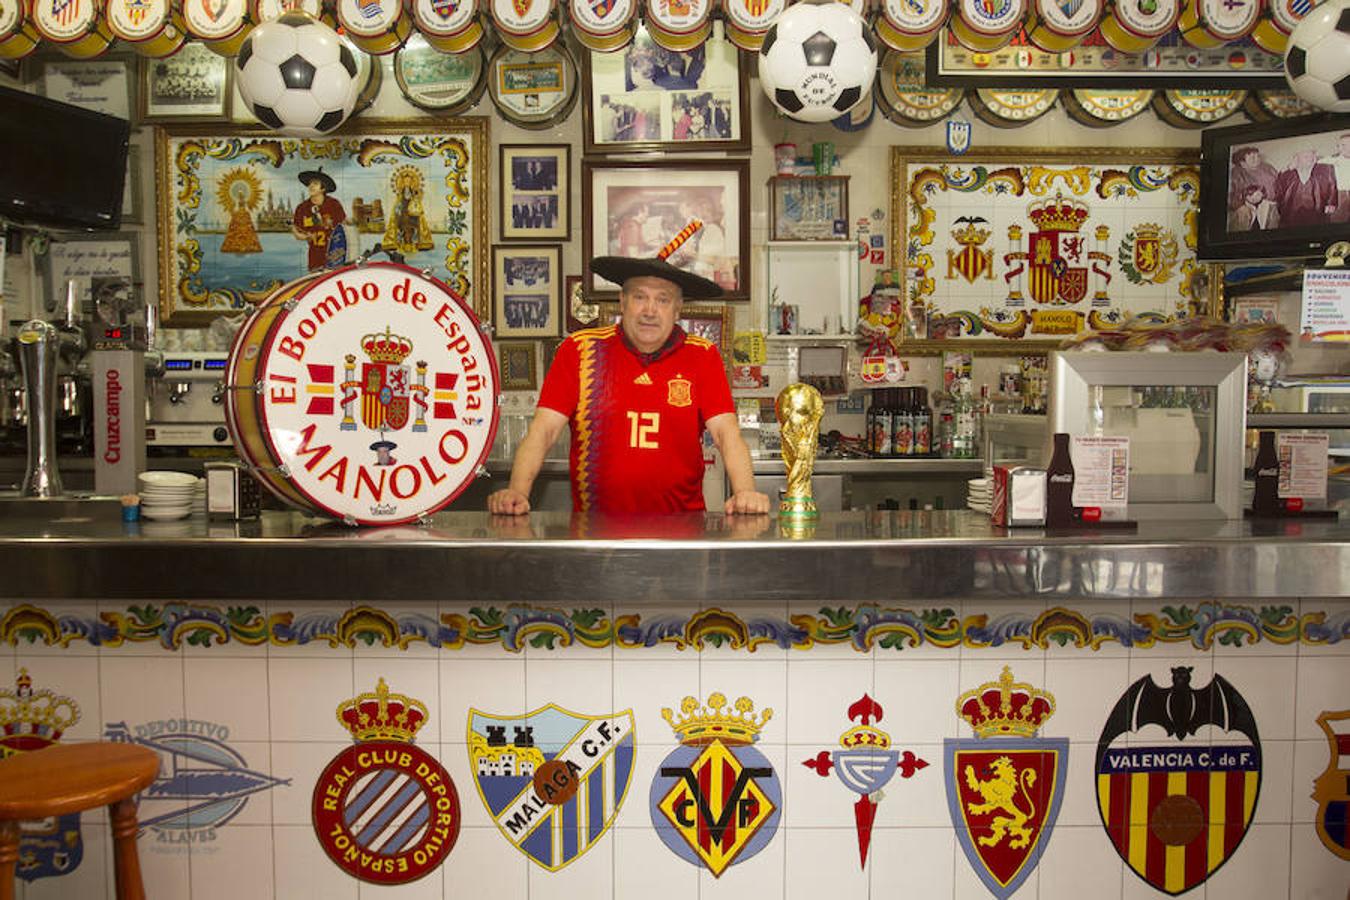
[137,471,200,521]
[967,477,992,515]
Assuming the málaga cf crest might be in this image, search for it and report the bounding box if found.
[945,667,1067,899]
[468,704,635,871]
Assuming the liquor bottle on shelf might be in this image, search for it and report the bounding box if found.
[869,389,893,457]
[892,388,914,457]
[913,387,932,456]
[936,391,955,458]
[1251,429,1279,515]
[951,382,977,459]
[1046,432,1076,527]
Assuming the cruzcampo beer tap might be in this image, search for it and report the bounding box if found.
[776,382,824,520]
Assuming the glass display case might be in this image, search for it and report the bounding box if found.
[1049,351,1248,520]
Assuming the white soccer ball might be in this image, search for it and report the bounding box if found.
[1284,0,1350,112]
[758,0,878,124]
[235,11,361,136]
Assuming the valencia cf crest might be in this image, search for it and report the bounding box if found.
[312,679,461,884]
[1311,709,1350,861]
[947,217,993,283]
[945,667,1066,899]
[1095,667,1261,895]
[467,704,635,871]
[0,670,84,883]
[650,692,782,877]
[803,694,928,868]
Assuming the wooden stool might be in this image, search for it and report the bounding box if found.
[0,742,159,900]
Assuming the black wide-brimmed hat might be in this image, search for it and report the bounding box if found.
[590,219,723,300]
[298,167,336,194]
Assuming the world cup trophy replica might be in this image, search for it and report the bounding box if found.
[776,383,824,519]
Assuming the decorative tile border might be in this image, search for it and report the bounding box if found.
[1,602,1346,653]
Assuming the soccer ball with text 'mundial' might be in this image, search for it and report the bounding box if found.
[235,10,361,137]
[1284,0,1350,113]
[758,0,878,124]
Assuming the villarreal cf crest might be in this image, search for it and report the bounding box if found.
[312,679,461,885]
[945,667,1067,899]
[650,692,782,877]
[468,704,635,871]
[1311,709,1350,861]
[0,670,83,883]
[1096,667,1261,895]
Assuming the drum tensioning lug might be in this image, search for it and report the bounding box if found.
[220,382,263,394]
[420,267,434,280]
[342,514,358,527]
[415,513,433,527]
[475,465,490,479]
[481,323,494,336]
[282,298,299,312]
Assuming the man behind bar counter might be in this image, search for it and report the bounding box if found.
[487,224,769,516]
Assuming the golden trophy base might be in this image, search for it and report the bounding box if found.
[779,496,819,519]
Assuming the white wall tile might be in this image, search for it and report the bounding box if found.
[183,656,271,743]
[613,825,700,898]
[783,657,875,745]
[524,656,614,715]
[1204,823,1292,899]
[697,658,788,745]
[1225,655,1299,741]
[438,826,529,900]
[270,740,350,826]
[783,827,869,899]
[137,835,192,900]
[1255,739,1297,825]
[267,656,355,743]
[187,823,275,900]
[1037,824,1124,900]
[356,871,447,899]
[1043,656,1129,744]
[613,657,700,740]
[439,657,526,737]
[352,657,443,744]
[1295,656,1350,740]
[868,826,958,900]
[99,655,185,728]
[271,823,359,900]
[527,834,613,900]
[874,659,962,742]
[1289,821,1350,900]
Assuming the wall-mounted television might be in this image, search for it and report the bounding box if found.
[0,86,130,231]
[1198,113,1350,262]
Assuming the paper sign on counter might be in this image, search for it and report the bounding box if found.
[1278,432,1329,501]
[1300,270,1350,343]
[1071,436,1130,516]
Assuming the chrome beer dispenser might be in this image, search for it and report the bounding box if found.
[13,319,63,496]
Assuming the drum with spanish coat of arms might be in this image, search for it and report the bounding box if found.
[223,262,499,526]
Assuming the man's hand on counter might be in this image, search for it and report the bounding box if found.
[487,488,531,515]
[724,490,771,515]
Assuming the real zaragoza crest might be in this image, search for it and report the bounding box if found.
[650,692,782,877]
[467,704,635,870]
[1118,222,1179,285]
[1096,667,1261,895]
[0,670,83,883]
[312,679,461,884]
[945,667,1067,899]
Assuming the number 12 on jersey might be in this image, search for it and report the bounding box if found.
[627,411,660,449]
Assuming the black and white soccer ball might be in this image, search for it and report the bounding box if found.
[1284,0,1350,113]
[235,10,361,136]
[758,0,878,124]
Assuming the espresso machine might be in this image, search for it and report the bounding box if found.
[146,351,232,449]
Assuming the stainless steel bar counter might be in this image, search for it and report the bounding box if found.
[1,506,1345,603]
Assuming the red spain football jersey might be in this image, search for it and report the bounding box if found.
[538,325,734,514]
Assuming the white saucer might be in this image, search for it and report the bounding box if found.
[138,471,199,488]
[142,507,192,521]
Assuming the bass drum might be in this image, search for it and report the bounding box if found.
[225,262,499,525]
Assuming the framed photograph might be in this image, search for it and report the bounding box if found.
[43,232,141,317]
[499,143,570,242]
[891,146,1212,350]
[582,23,749,155]
[139,43,232,122]
[493,244,561,338]
[497,340,539,391]
[122,145,143,224]
[583,158,750,301]
[1198,113,1350,262]
[37,57,133,120]
[155,119,489,327]
[925,34,1287,88]
[769,175,849,241]
[394,39,487,114]
[597,302,733,366]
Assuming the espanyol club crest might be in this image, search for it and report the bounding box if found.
[467,705,635,870]
[0,670,83,883]
[1095,667,1261,895]
[312,679,461,884]
[1310,710,1350,861]
[945,667,1067,899]
[803,694,928,867]
[650,692,782,877]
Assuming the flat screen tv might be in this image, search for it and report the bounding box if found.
[1198,113,1350,262]
[0,86,130,231]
